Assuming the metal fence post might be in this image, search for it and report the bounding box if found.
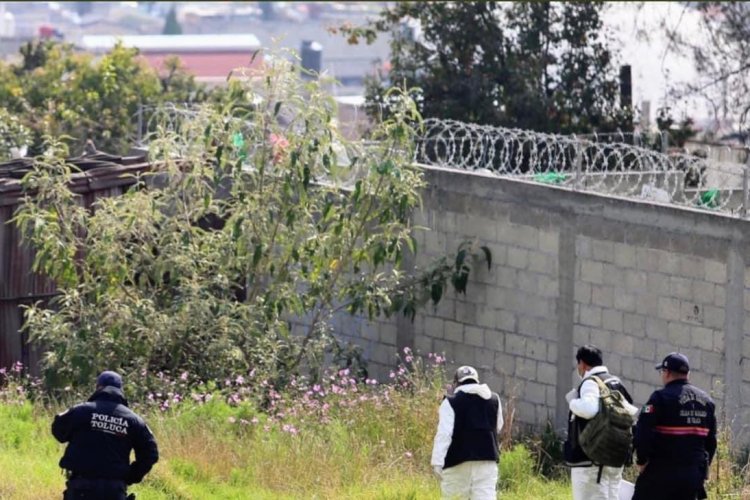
[743,148,750,218]
[137,104,144,145]
[573,137,583,190]
[661,130,669,154]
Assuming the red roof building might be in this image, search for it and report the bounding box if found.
[80,34,263,85]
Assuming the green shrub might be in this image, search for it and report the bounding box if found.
[499,444,536,490]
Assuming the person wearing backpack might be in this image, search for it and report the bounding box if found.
[632,352,716,500]
[431,365,503,500]
[564,345,636,500]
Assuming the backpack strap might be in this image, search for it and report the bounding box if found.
[614,381,634,404]
[583,374,611,398]
[589,374,634,404]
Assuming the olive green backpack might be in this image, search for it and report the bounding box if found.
[578,375,636,468]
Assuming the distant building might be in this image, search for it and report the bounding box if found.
[334,95,371,140]
[80,34,263,86]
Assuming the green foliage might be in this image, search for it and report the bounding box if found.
[385,239,492,321]
[159,56,210,103]
[499,444,537,490]
[0,361,575,500]
[3,362,749,499]
[0,40,206,158]
[0,108,30,158]
[706,425,749,498]
[339,1,630,134]
[665,2,750,133]
[656,106,698,148]
[523,421,567,480]
[162,6,183,35]
[13,55,488,391]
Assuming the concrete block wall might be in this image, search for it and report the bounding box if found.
[574,239,727,409]
[329,165,750,441]
[289,309,400,382]
[329,311,401,381]
[407,192,562,427]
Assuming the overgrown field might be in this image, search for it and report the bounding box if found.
[2,355,747,499]
[0,400,574,499]
[0,356,573,500]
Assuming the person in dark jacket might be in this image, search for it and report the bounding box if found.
[52,371,159,500]
[633,352,717,500]
[564,344,635,500]
[430,365,503,500]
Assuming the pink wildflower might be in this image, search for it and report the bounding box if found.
[269,133,290,164]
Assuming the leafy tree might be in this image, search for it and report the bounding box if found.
[14,59,488,391]
[662,2,750,138]
[16,40,52,74]
[19,42,161,155]
[159,55,210,103]
[656,106,697,149]
[0,40,207,157]
[163,6,183,35]
[338,1,630,134]
[0,108,31,158]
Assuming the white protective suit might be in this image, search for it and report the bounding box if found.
[567,365,623,500]
[431,383,504,500]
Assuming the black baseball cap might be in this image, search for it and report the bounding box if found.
[655,353,690,374]
[96,370,123,389]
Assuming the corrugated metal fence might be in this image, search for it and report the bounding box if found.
[0,153,151,371]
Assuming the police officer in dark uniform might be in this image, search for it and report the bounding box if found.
[633,353,717,500]
[52,371,159,500]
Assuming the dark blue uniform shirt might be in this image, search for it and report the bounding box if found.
[634,379,716,467]
[52,386,159,484]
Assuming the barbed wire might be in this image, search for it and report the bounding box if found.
[135,103,231,146]
[580,130,669,153]
[416,118,749,216]
[134,99,310,147]
[135,105,750,217]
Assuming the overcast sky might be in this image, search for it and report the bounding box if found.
[603,2,711,127]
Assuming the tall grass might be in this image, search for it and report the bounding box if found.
[4,351,747,499]
[0,352,573,499]
[0,398,572,499]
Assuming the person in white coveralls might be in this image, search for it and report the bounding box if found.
[431,365,503,500]
[564,345,635,500]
